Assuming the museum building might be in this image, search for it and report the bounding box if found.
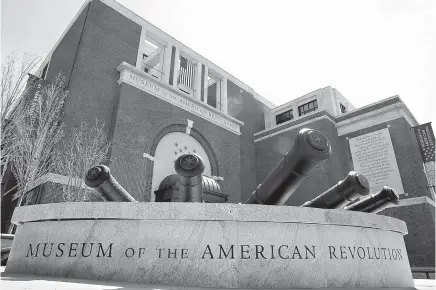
[2,0,434,271]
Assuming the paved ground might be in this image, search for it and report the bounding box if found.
[1,267,435,290]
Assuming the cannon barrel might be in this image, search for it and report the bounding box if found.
[85,165,136,202]
[300,171,370,209]
[174,153,205,202]
[341,186,399,213]
[245,128,332,205]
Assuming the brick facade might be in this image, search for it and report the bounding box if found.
[4,0,433,268]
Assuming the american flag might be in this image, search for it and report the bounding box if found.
[414,123,435,163]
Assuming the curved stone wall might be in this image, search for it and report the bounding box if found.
[6,203,414,289]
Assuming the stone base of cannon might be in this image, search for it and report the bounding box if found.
[5,202,414,289]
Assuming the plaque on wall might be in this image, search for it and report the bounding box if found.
[349,128,405,195]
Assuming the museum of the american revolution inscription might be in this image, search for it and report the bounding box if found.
[349,128,405,194]
[24,242,404,261]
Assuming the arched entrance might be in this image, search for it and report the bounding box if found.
[151,132,212,201]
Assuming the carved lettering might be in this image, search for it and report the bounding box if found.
[68,243,78,257]
[396,249,403,260]
[125,248,135,258]
[157,248,164,258]
[374,247,381,259]
[23,242,404,263]
[125,72,240,133]
[270,245,276,259]
[218,245,234,259]
[329,246,338,259]
[42,243,54,257]
[305,246,316,259]
[96,243,113,258]
[348,246,356,259]
[366,247,373,259]
[278,245,289,259]
[357,247,365,259]
[168,248,177,258]
[340,246,347,259]
[349,129,404,194]
[255,245,266,259]
[81,243,94,258]
[291,246,302,259]
[202,245,214,259]
[139,248,146,258]
[56,243,65,257]
[240,245,250,259]
[26,244,40,257]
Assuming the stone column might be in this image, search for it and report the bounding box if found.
[163,43,172,84]
[221,77,228,113]
[203,66,208,104]
[172,47,180,88]
[195,61,202,100]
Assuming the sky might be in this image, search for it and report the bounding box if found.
[1,0,435,125]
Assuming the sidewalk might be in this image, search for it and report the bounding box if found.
[1,266,435,290]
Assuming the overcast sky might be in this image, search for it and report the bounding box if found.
[1,0,435,125]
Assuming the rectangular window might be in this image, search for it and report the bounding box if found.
[141,35,165,80]
[276,110,293,125]
[340,103,346,113]
[177,54,197,95]
[298,99,318,116]
[206,69,222,111]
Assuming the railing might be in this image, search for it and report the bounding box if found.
[141,47,164,80]
[411,267,435,279]
[178,56,196,95]
[142,62,163,80]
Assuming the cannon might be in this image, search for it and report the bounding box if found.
[245,128,332,205]
[341,186,400,213]
[85,165,136,202]
[300,171,370,209]
[174,153,205,202]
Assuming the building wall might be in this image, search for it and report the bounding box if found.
[338,117,432,199]
[255,110,432,204]
[317,87,338,116]
[109,83,241,202]
[333,88,355,113]
[53,0,141,155]
[380,199,435,267]
[263,87,351,130]
[227,80,269,201]
[254,115,347,206]
[45,3,90,82]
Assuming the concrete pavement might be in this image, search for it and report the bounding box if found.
[1,266,435,290]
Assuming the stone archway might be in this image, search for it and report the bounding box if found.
[143,124,219,201]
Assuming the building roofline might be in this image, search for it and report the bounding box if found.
[269,86,330,112]
[35,0,91,77]
[337,95,419,125]
[100,0,275,109]
[35,0,275,109]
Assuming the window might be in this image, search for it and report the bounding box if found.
[276,110,293,125]
[177,54,197,95]
[340,103,346,113]
[298,99,318,116]
[141,35,165,80]
[206,69,222,111]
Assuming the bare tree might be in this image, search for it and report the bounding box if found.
[10,74,68,208]
[54,119,110,202]
[1,53,40,185]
